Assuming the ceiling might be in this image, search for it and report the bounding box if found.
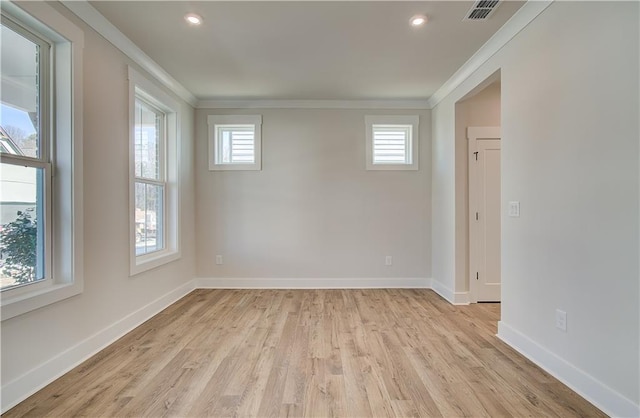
[89,1,524,101]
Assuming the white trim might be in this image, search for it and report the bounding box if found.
[196,277,431,289]
[198,99,430,110]
[55,0,550,112]
[129,67,180,113]
[52,0,549,112]
[430,279,471,305]
[431,279,454,302]
[452,291,470,305]
[0,0,84,320]
[467,127,501,141]
[207,115,263,126]
[498,321,639,418]
[365,115,420,171]
[0,281,196,414]
[3,0,84,44]
[61,1,197,107]
[207,115,262,171]
[427,1,553,109]
[467,127,501,303]
[128,67,182,276]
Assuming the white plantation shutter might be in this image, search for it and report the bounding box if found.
[365,115,419,171]
[372,125,411,164]
[208,115,262,171]
[218,126,255,164]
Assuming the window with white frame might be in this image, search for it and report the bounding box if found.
[134,99,165,256]
[365,115,419,170]
[208,115,262,171]
[129,67,180,275]
[0,2,84,320]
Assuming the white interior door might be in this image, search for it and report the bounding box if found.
[468,127,501,302]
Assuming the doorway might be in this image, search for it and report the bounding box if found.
[453,72,501,306]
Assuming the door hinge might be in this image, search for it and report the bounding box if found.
[476,272,479,280]
[473,151,478,161]
[475,212,479,221]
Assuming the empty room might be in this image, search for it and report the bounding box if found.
[0,0,638,417]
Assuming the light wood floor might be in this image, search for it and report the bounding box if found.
[5,289,605,417]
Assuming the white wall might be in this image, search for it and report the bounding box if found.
[195,108,431,285]
[0,2,196,410]
[432,2,639,415]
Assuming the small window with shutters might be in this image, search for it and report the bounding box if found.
[365,115,419,170]
[208,115,262,171]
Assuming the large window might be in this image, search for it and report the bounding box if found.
[365,115,420,170]
[134,99,165,256]
[129,67,180,275]
[208,115,262,171]
[0,2,84,320]
[0,17,50,292]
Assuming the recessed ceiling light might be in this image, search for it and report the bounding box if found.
[410,15,428,27]
[184,13,203,26]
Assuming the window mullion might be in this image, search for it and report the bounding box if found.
[135,177,165,187]
[0,154,50,168]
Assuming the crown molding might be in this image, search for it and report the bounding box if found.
[197,99,430,110]
[61,1,198,107]
[427,0,553,109]
[60,0,553,111]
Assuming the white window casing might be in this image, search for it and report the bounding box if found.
[365,115,419,171]
[128,67,181,276]
[0,1,84,320]
[208,115,262,171]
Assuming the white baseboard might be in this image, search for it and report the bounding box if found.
[430,279,470,305]
[195,277,432,289]
[498,321,640,418]
[452,290,470,305]
[1,280,196,414]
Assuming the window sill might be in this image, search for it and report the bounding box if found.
[1,280,83,321]
[366,163,419,171]
[209,163,262,171]
[130,249,181,276]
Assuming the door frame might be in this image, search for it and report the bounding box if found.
[468,126,501,303]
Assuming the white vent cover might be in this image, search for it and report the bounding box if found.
[464,0,501,21]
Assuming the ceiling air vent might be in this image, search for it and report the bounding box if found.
[464,0,501,21]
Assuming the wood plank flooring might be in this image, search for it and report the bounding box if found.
[4,289,606,417]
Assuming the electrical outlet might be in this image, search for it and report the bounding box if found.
[385,256,393,266]
[555,309,567,332]
[508,201,520,217]
[215,255,223,265]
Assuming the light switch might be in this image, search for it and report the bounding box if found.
[508,201,520,217]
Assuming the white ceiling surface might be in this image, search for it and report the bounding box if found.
[89,1,524,101]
